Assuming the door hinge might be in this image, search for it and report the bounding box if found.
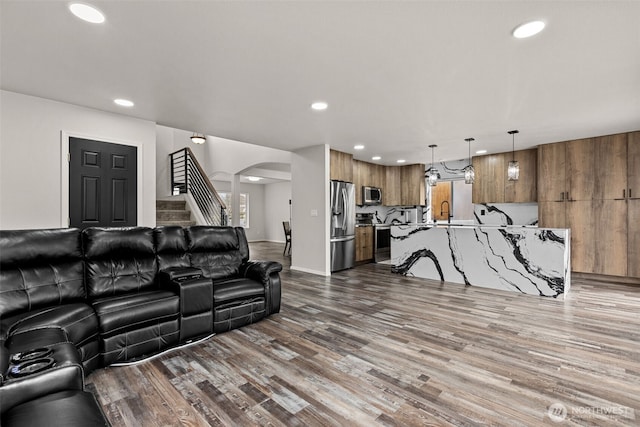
[67,217,70,227]
[67,152,71,162]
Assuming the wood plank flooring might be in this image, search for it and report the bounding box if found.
[86,242,640,426]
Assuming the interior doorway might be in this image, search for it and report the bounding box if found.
[69,137,137,228]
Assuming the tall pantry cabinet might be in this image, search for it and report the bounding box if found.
[538,131,640,277]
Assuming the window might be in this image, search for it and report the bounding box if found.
[219,192,249,228]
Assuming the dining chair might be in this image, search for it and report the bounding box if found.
[282,221,292,256]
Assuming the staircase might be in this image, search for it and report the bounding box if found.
[156,200,196,227]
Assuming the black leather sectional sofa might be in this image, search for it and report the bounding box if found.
[0,226,282,426]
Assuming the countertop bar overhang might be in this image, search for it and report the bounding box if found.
[390,224,571,298]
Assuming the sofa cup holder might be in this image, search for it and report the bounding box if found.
[10,347,53,364]
[8,357,56,378]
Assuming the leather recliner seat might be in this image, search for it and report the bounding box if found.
[0,225,282,425]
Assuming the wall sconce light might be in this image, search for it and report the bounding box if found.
[463,137,475,184]
[428,144,438,187]
[190,132,206,144]
[507,130,519,181]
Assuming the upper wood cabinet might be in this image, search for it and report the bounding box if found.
[473,149,538,204]
[383,164,425,206]
[628,131,640,199]
[401,164,426,206]
[354,160,387,205]
[594,134,627,200]
[384,166,402,206]
[472,153,505,203]
[505,148,537,203]
[330,149,353,182]
[537,142,566,203]
[566,138,595,201]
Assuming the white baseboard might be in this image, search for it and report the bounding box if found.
[290,265,330,277]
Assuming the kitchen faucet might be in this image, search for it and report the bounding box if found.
[440,200,452,224]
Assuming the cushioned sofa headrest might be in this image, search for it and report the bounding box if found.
[0,228,82,267]
[186,226,239,252]
[83,227,154,258]
[155,226,188,253]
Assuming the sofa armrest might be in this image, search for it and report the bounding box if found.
[239,261,282,315]
[239,261,282,283]
[0,343,8,385]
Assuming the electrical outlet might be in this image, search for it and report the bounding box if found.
[310,209,318,217]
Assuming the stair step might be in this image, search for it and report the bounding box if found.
[156,220,197,227]
[156,210,191,221]
[156,200,186,211]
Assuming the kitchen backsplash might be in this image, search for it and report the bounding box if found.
[355,205,424,224]
[473,203,538,226]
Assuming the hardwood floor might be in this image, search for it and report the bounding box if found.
[86,242,640,426]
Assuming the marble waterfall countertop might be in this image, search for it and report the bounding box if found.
[390,224,570,298]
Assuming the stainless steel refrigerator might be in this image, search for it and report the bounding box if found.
[330,180,355,272]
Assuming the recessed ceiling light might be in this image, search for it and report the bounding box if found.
[246,176,262,182]
[512,20,545,39]
[396,159,406,164]
[476,149,487,154]
[354,144,365,150]
[372,156,381,161]
[311,101,328,111]
[114,98,134,107]
[69,3,105,24]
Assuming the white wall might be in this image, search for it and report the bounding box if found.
[290,145,329,276]
[265,181,292,242]
[205,135,291,178]
[212,180,266,242]
[0,91,156,229]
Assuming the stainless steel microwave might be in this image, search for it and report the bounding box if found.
[362,186,382,205]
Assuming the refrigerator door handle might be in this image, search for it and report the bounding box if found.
[331,236,354,242]
[341,188,348,231]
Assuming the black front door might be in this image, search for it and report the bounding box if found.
[69,137,137,228]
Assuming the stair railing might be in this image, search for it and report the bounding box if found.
[169,147,227,226]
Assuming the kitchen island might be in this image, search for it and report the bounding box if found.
[391,224,570,298]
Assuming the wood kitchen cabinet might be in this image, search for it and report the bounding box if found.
[383,164,425,206]
[353,159,365,205]
[330,149,353,182]
[537,142,566,203]
[538,131,640,277]
[400,164,426,206]
[472,153,505,203]
[594,134,627,200]
[354,160,387,205]
[538,138,594,272]
[473,149,537,204]
[385,166,402,206]
[355,226,374,262]
[566,138,595,201]
[626,131,640,277]
[504,148,537,202]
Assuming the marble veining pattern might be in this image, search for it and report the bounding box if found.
[473,203,538,226]
[391,225,570,298]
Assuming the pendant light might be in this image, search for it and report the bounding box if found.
[463,137,475,184]
[507,130,519,181]
[190,132,206,144]
[428,144,438,187]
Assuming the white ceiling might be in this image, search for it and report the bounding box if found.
[2,1,639,166]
